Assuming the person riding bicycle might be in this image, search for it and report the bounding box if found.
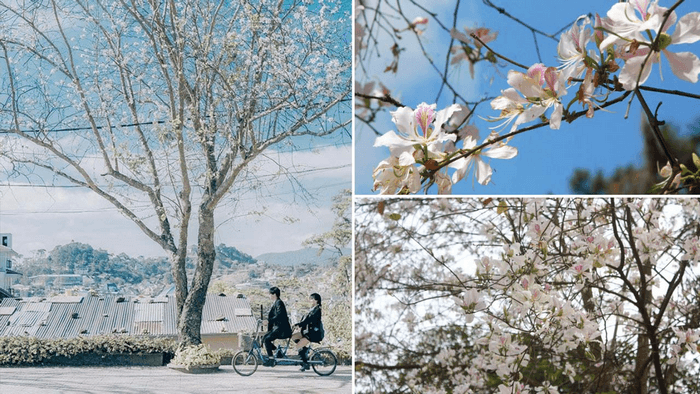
[292,293,323,371]
[262,286,292,366]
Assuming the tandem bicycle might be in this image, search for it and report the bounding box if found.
[231,319,338,376]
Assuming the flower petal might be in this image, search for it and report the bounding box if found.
[406,168,421,193]
[434,103,461,134]
[390,106,416,137]
[600,3,645,49]
[397,151,416,166]
[663,50,700,83]
[514,104,547,130]
[618,55,656,90]
[671,12,700,45]
[475,157,493,185]
[374,130,411,148]
[450,28,470,44]
[484,145,518,160]
[549,103,563,130]
[448,156,471,184]
[434,171,452,194]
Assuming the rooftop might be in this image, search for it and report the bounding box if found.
[0,293,256,339]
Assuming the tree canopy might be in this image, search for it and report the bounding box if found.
[355,197,700,393]
[0,0,350,346]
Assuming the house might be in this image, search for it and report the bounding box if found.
[0,293,257,350]
[0,234,22,299]
[30,274,86,294]
[106,283,119,294]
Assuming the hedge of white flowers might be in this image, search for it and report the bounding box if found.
[0,335,176,365]
[170,344,221,368]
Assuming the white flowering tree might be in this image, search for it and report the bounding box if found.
[0,0,350,346]
[356,0,700,194]
[355,197,700,393]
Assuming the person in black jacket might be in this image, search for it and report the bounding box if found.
[292,293,322,371]
[262,286,292,364]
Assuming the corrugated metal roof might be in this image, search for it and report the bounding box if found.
[201,295,257,335]
[0,293,255,339]
[49,296,84,303]
[0,299,19,330]
[234,308,252,316]
[22,302,51,312]
[133,321,165,335]
[4,324,41,336]
[134,303,164,322]
[5,306,49,337]
[0,306,16,315]
[201,321,227,334]
[8,310,48,326]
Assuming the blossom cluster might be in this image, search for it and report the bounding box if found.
[372,102,518,194]
[370,0,700,194]
[491,0,700,134]
[355,198,700,393]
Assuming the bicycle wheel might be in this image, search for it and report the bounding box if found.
[310,349,337,376]
[232,350,258,376]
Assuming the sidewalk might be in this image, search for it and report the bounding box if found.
[0,365,352,394]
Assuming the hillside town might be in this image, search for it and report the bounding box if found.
[0,232,351,360]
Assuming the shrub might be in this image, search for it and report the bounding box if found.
[0,335,176,365]
[170,344,220,367]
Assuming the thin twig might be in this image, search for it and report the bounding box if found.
[482,0,559,42]
[635,89,677,167]
[436,90,633,171]
[638,85,700,100]
[355,92,405,108]
[470,33,528,70]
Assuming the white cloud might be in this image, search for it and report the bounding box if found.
[0,144,350,259]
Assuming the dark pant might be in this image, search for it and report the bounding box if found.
[263,329,289,357]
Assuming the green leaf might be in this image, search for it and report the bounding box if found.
[693,152,700,170]
[388,213,402,221]
[679,163,693,176]
[496,200,508,215]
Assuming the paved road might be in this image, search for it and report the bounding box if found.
[0,365,352,393]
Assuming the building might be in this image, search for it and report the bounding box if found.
[29,274,89,295]
[0,293,257,350]
[0,233,22,299]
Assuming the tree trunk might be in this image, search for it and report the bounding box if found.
[176,204,217,347]
[634,258,653,394]
[170,248,189,328]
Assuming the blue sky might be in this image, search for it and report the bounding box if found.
[0,0,351,259]
[355,0,700,195]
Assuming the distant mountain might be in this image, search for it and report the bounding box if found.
[255,247,350,267]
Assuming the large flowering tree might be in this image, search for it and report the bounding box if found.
[355,197,700,393]
[0,0,350,346]
[357,0,700,194]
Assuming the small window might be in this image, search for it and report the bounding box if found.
[1,236,7,247]
[6,260,11,269]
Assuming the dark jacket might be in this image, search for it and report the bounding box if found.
[267,298,292,338]
[297,305,322,342]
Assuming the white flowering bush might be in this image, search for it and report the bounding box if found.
[170,344,220,368]
[0,336,176,365]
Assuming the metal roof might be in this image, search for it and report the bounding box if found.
[0,306,16,315]
[134,303,164,322]
[0,299,19,329]
[48,296,84,303]
[0,293,256,339]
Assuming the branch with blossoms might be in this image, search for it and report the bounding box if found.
[358,0,700,194]
[355,197,700,393]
